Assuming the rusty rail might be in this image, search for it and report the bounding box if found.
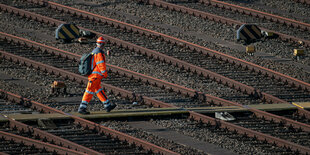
[2,30,310,127]
[2,1,310,120]
[1,2,310,125]
[0,130,85,155]
[1,2,302,106]
[188,112,310,154]
[1,3,310,152]
[1,34,310,154]
[0,50,179,155]
[144,0,310,48]
[136,0,310,89]
[200,0,310,31]
[22,0,310,93]
[1,113,102,155]
[2,85,310,154]
[0,31,284,106]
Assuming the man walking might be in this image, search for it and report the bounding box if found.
[78,36,116,114]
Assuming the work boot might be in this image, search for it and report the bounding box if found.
[78,106,90,115]
[104,101,117,112]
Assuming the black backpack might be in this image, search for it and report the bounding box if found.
[78,53,94,76]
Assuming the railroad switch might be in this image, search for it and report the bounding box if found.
[51,81,67,95]
[293,49,305,60]
[215,112,235,121]
[246,45,255,56]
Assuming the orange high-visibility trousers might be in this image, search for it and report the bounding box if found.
[81,77,109,105]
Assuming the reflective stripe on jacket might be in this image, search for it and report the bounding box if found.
[88,47,107,79]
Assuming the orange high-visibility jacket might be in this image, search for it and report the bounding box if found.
[88,47,107,79]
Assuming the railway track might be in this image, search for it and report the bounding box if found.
[0,4,263,106]
[207,0,310,23]
[197,0,310,31]
[1,1,309,106]
[1,31,310,154]
[145,0,310,45]
[39,0,310,80]
[0,35,206,109]
[206,111,310,147]
[2,89,310,154]
[0,131,65,155]
[0,89,178,154]
[1,0,310,154]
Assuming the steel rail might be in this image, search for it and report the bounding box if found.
[1,50,310,154]
[1,31,310,130]
[0,51,179,155]
[1,1,310,121]
[2,86,310,154]
[137,0,310,89]
[188,111,310,155]
[1,2,308,151]
[0,114,102,155]
[22,1,310,93]
[4,86,310,154]
[144,0,310,48]
[0,130,85,155]
[0,31,293,115]
[200,0,310,31]
[0,41,307,152]
[1,2,310,123]
[0,2,299,106]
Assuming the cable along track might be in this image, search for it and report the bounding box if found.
[2,1,310,105]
